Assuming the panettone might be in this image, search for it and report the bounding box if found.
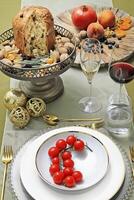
[12,6,55,57]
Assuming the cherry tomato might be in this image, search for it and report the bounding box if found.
[66,135,76,146]
[56,139,67,150]
[63,167,73,177]
[53,171,64,184]
[48,147,59,158]
[74,140,85,151]
[63,159,74,168]
[49,164,60,176]
[71,5,97,30]
[72,171,83,183]
[62,151,72,160]
[52,157,60,165]
[64,176,76,187]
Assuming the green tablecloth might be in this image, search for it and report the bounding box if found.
[0,0,134,148]
[0,0,21,147]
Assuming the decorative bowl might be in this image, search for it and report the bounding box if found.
[0,25,76,102]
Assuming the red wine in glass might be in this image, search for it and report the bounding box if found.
[108,62,133,135]
[109,62,134,84]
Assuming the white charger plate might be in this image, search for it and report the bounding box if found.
[20,126,125,200]
[35,132,109,191]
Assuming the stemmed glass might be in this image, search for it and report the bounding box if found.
[108,61,134,101]
[107,61,134,135]
[79,38,101,113]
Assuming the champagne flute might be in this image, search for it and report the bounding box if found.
[79,38,101,113]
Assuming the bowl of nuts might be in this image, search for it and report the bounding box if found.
[0,6,76,102]
[0,24,76,102]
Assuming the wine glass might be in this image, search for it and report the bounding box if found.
[108,62,134,100]
[79,38,101,113]
[107,61,134,135]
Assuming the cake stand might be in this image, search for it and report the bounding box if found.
[0,25,76,102]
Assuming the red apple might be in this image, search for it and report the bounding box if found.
[71,5,97,30]
[98,10,115,29]
[87,22,104,39]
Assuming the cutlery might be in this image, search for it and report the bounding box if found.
[43,114,103,126]
[129,146,134,162]
[129,146,134,176]
[1,146,13,200]
[78,121,104,129]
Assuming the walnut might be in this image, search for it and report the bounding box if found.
[60,53,68,62]
[61,37,70,43]
[64,42,74,49]
[58,47,68,54]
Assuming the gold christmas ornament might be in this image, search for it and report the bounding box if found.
[9,106,30,128]
[26,98,46,117]
[3,89,27,111]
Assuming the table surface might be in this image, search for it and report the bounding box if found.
[0,0,134,147]
[1,67,134,200]
[0,0,134,199]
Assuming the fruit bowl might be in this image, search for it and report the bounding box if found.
[0,25,76,102]
[57,7,134,67]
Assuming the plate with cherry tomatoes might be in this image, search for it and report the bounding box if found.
[35,131,109,191]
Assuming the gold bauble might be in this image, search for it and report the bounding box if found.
[9,106,30,128]
[3,89,27,111]
[26,98,46,117]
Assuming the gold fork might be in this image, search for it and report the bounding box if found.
[129,146,134,176]
[78,120,104,129]
[129,146,134,162]
[1,146,13,200]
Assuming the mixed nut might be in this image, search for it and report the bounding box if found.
[74,29,120,53]
[0,34,75,69]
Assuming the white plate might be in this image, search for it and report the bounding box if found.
[20,126,125,200]
[35,132,109,191]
